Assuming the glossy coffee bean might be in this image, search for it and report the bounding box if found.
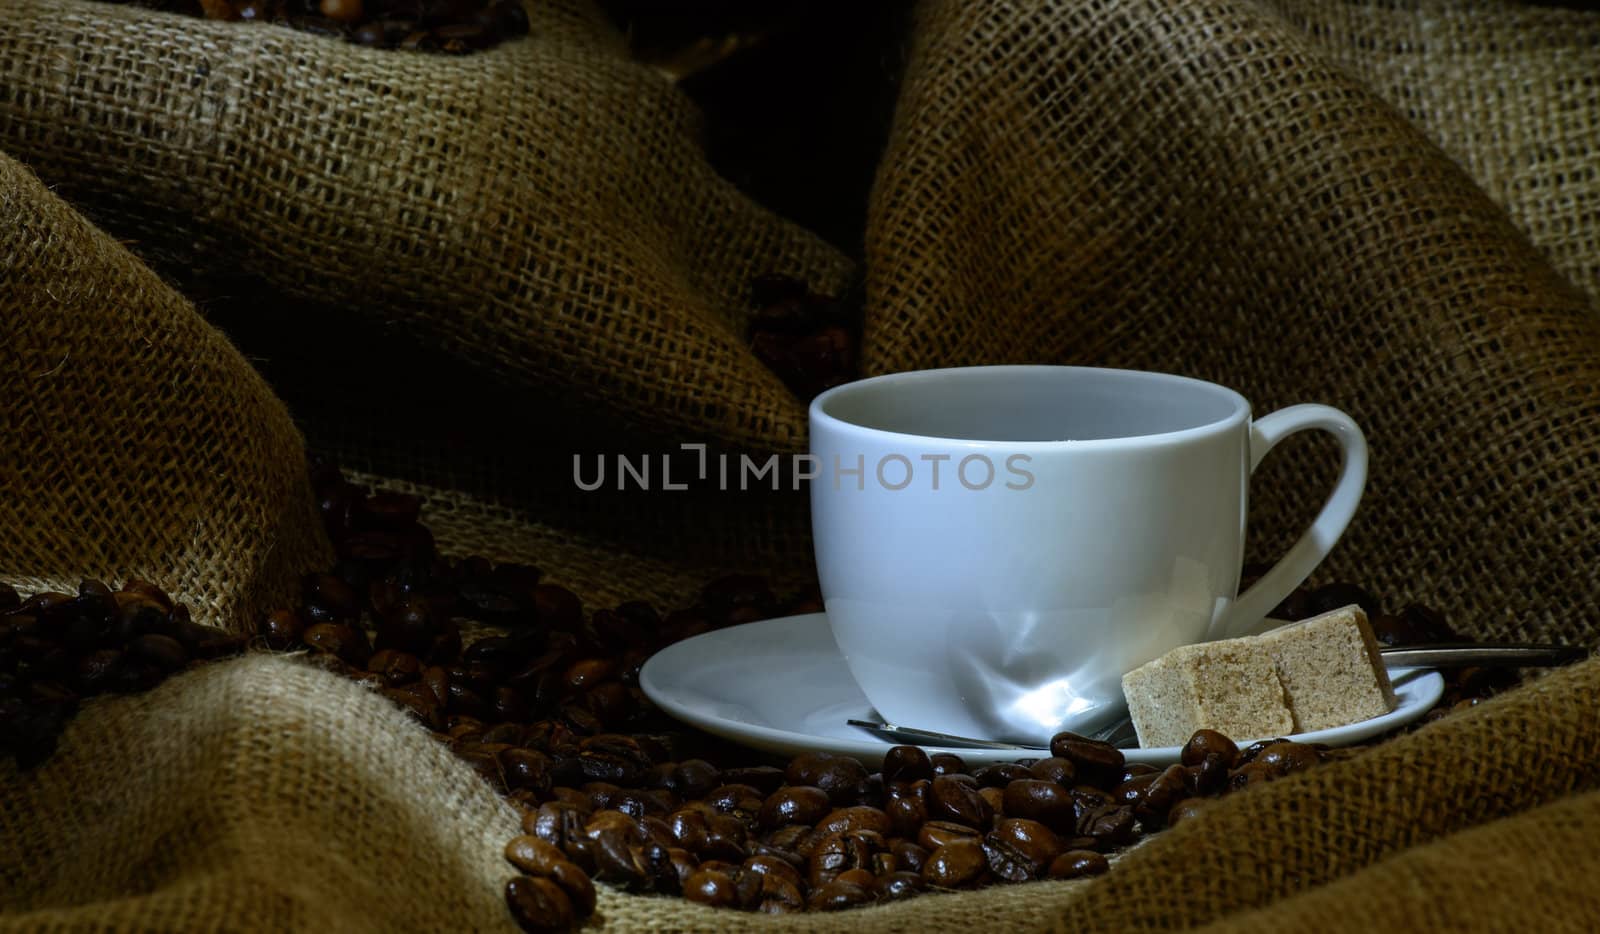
[504,876,574,933]
[808,879,873,911]
[921,838,987,888]
[1002,779,1075,833]
[1048,849,1110,880]
[1048,733,1125,789]
[759,786,830,829]
[928,775,992,828]
[882,745,934,783]
[1180,729,1240,768]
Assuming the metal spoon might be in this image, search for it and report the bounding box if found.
[847,642,1583,751]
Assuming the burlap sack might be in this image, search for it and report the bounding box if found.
[866,0,1600,646]
[4,649,1597,931]
[0,0,852,453]
[4,0,1600,930]
[0,151,327,628]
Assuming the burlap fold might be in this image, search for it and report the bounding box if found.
[0,151,327,628]
[4,0,1600,929]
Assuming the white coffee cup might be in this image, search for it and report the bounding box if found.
[808,365,1366,744]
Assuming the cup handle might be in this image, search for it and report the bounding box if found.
[1212,404,1368,640]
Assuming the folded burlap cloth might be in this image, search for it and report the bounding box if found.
[4,0,1600,929]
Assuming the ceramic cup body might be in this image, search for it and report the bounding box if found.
[808,366,1366,744]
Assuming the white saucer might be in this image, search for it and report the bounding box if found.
[639,613,1445,767]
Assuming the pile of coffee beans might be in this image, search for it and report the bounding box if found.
[494,727,1336,927]
[0,579,246,769]
[104,0,531,53]
[747,274,859,401]
[0,461,1540,931]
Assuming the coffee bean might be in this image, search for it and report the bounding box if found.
[886,793,928,837]
[786,752,868,805]
[505,835,566,875]
[882,745,934,783]
[876,870,924,900]
[921,837,987,888]
[259,604,305,649]
[972,763,1032,788]
[759,786,830,829]
[1027,756,1077,786]
[1180,729,1240,769]
[504,875,574,933]
[1047,850,1109,880]
[807,829,883,888]
[1002,780,1075,833]
[808,879,873,911]
[719,766,785,794]
[684,868,737,907]
[548,859,595,915]
[1137,765,1189,825]
[988,818,1062,873]
[928,775,992,828]
[917,820,982,852]
[1167,798,1209,827]
[929,753,969,776]
[813,806,891,838]
[1255,740,1322,775]
[1048,733,1125,789]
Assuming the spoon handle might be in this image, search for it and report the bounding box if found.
[1379,643,1585,669]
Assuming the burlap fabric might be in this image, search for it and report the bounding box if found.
[0,148,328,628]
[5,0,1600,930]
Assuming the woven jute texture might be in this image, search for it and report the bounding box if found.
[0,0,852,453]
[0,151,328,629]
[866,0,1600,646]
[4,0,1600,930]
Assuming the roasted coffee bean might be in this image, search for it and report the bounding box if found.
[1027,756,1077,786]
[367,648,421,686]
[1167,798,1209,827]
[743,854,804,889]
[505,834,566,875]
[876,870,923,900]
[786,752,868,805]
[1047,849,1109,880]
[988,818,1062,873]
[500,748,552,793]
[833,867,873,889]
[891,839,929,873]
[813,806,892,838]
[1078,805,1136,846]
[807,830,883,888]
[548,859,596,915]
[668,759,720,798]
[1137,765,1189,825]
[759,786,830,829]
[929,752,969,776]
[1120,762,1160,784]
[928,775,992,827]
[886,793,928,837]
[1048,733,1125,789]
[684,868,738,907]
[921,838,987,888]
[918,820,982,852]
[302,622,371,667]
[755,871,804,914]
[803,878,869,911]
[973,762,1033,787]
[504,875,574,933]
[1228,761,1278,791]
[1002,779,1075,832]
[590,826,648,888]
[1180,729,1240,768]
[1255,740,1322,775]
[882,744,934,783]
[1185,753,1231,796]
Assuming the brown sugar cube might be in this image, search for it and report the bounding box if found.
[1121,637,1294,749]
[1258,604,1396,733]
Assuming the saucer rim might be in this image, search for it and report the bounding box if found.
[639,612,1445,765]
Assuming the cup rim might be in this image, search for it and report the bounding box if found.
[809,365,1251,449]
